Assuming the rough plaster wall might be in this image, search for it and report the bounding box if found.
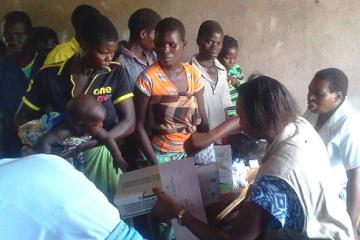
[1,0,359,112]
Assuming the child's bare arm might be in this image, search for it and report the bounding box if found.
[94,128,128,172]
[75,139,99,153]
[37,121,73,153]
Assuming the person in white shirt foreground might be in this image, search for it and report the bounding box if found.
[304,68,360,232]
[0,154,143,240]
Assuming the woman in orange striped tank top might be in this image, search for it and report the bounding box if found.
[135,17,209,165]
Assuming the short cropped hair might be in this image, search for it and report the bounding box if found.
[78,14,118,47]
[238,76,298,133]
[155,17,185,41]
[197,20,223,40]
[33,27,59,46]
[313,68,348,97]
[2,11,32,32]
[218,35,238,58]
[128,8,161,40]
[67,94,105,123]
[71,4,100,32]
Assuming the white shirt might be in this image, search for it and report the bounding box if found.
[303,99,360,193]
[0,154,120,239]
[191,55,232,129]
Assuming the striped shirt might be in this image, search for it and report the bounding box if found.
[136,62,204,152]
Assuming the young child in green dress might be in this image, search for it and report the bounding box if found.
[218,35,245,117]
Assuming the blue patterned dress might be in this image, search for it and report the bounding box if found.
[247,175,305,232]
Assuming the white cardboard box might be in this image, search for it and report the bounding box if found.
[114,158,209,240]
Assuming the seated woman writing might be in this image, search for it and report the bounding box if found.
[152,76,355,239]
[135,17,208,165]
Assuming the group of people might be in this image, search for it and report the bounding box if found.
[0,4,359,240]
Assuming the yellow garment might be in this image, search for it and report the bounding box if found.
[43,38,80,66]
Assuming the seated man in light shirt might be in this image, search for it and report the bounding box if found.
[0,154,143,240]
[304,68,360,231]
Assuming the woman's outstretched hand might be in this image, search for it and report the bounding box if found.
[184,116,241,156]
[184,132,210,156]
